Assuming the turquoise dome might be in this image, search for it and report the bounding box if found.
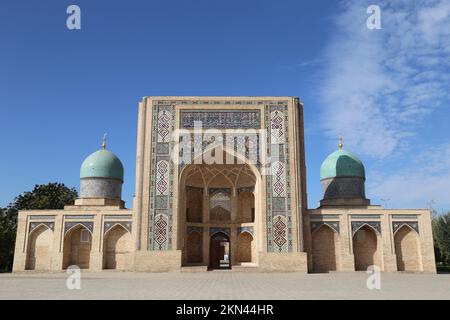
[320,149,365,180]
[80,149,124,181]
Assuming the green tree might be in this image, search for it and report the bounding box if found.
[433,212,450,266]
[0,207,17,271]
[0,183,77,272]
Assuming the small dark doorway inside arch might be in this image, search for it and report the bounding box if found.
[209,232,231,270]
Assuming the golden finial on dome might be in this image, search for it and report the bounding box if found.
[102,133,107,150]
[338,134,343,149]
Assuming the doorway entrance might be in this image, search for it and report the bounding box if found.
[209,232,231,270]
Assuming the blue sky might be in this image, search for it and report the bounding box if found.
[0,0,449,212]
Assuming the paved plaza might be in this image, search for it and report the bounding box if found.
[0,271,449,300]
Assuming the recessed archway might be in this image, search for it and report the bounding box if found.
[63,225,92,269]
[237,232,253,263]
[353,225,381,271]
[103,224,132,270]
[394,225,421,272]
[312,225,339,273]
[26,225,53,271]
[178,148,262,269]
[209,232,231,269]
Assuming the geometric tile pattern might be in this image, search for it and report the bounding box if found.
[351,221,381,236]
[29,222,54,234]
[157,110,171,142]
[311,221,340,234]
[64,221,94,235]
[153,214,169,250]
[273,215,288,252]
[266,105,292,253]
[156,160,170,196]
[271,161,287,197]
[148,102,175,251]
[270,110,285,144]
[393,221,419,235]
[178,132,262,172]
[103,221,132,235]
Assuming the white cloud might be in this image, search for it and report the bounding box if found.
[368,143,450,210]
[319,0,450,158]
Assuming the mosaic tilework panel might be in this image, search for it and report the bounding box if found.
[178,133,261,173]
[393,221,419,235]
[104,221,132,234]
[64,221,94,235]
[265,104,292,253]
[147,99,294,253]
[311,221,340,234]
[29,222,54,233]
[180,110,261,129]
[351,221,381,235]
[148,103,175,250]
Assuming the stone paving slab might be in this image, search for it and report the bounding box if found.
[0,272,449,300]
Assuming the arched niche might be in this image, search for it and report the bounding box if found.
[311,224,339,273]
[26,224,53,271]
[63,225,92,269]
[394,225,421,272]
[103,224,132,270]
[353,225,381,271]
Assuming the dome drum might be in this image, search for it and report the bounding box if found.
[80,177,122,200]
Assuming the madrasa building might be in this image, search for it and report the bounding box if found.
[13,96,436,273]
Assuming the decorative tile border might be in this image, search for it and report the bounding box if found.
[309,214,340,220]
[392,214,419,219]
[311,221,340,234]
[148,103,175,251]
[104,221,132,234]
[393,221,419,235]
[157,99,289,106]
[237,187,254,194]
[64,215,95,220]
[265,104,292,253]
[104,215,132,220]
[180,110,261,129]
[29,215,55,220]
[350,214,380,219]
[29,222,54,233]
[351,221,381,236]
